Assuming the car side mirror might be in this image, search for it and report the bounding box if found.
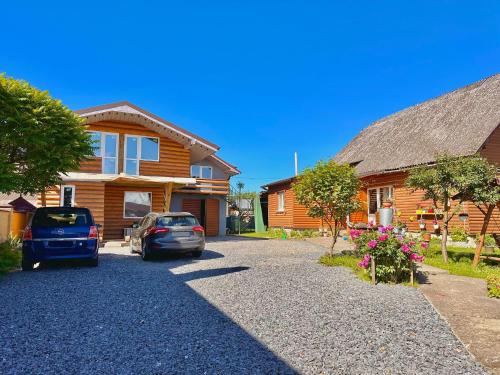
[132,223,139,229]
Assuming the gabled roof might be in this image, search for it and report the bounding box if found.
[76,101,219,163]
[334,74,500,176]
[207,154,240,176]
[261,176,296,189]
[0,194,36,212]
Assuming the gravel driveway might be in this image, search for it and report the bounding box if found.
[0,237,488,375]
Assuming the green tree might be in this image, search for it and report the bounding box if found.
[0,75,92,198]
[293,160,360,254]
[406,155,474,263]
[455,155,500,267]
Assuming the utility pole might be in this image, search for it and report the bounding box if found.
[294,152,298,176]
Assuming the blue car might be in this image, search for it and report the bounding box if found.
[22,207,100,270]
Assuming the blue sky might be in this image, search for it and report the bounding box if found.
[2,1,499,191]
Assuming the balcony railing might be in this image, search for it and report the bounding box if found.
[174,178,229,195]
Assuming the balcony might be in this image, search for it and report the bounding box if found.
[174,178,229,195]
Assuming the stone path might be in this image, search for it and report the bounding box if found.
[418,263,500,374]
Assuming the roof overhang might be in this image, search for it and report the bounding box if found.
[207,154,240,176]
[76,102,219,163]
[61,172,197,187]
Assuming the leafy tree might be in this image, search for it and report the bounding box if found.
[293,160,360,254]
[455,155,500,267]
[406,155,475,263]
[0,75,92,199]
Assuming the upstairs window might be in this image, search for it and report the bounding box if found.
[141,137,159,161]
[102,133,118,174]
[277,191,285,212]
[191,165,213,179]
[88,131,101,157]
[125,135,139,175]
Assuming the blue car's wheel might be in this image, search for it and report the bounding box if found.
[21,258,34,271]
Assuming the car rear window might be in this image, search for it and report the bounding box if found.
[32,208,93,228]
[156,216,198,227]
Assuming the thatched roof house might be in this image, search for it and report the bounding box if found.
[333,74,500,234]
[335,74,500,176]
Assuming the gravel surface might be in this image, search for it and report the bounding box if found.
[0,237,488,375]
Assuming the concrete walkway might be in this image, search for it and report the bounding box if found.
[418,264,500,374]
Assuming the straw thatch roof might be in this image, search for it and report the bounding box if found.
[334,74,500,176]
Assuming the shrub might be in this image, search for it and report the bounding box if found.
[350,225,425,283]
[483,234,497,247]
[268,227,287,239]
[487,275,500,298]
[0,237,21,276]
[450,227,468,242]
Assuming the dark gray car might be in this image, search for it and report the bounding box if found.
[130,212,205,260]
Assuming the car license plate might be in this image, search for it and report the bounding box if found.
[172,231,190,238]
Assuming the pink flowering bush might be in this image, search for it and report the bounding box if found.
[350,225,425,283]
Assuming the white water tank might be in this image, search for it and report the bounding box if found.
[379,208,394,227]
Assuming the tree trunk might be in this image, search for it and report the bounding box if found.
[440,201,449,263]
[40,191,47,207]
[472,204,495,267]
[329,222,338,255]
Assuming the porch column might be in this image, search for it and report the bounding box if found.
[163,182,173,212]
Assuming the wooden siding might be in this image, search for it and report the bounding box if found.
[205,199,220,236]
[80,121,190,177]
[480,124,500,166]
[355,172,500,234]
[267,183,294,228]
[103,185,164,240]
[267,181,322,229]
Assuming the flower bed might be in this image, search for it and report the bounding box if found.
[350,225,425,283]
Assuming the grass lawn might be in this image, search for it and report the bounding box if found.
[424,240,500,280]
[319,254,371,282]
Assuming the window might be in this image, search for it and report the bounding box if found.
[277,191,285,212]
[88,131,101,157]
[125,135,139,175]
[60,185,75,207]
[141,137,159,161]
[124,192,152,218]
[367,186,394,215]
[190,165,213,179]
[102,133,118,174]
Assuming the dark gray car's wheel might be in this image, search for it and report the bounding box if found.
[141,240,150,261]
[21,259,34,271]
[192,251,202,258]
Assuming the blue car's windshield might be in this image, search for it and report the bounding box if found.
[156,216,198,227]
[32,208,92,228]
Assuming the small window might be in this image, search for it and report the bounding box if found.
[141,137,159,161]
[88,132,101,157]
[190,165,212,179]
[277,191,285,212]
[124,192,152,218]
[60,185,75,207]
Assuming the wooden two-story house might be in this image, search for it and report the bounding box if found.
[37,102,239,240]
